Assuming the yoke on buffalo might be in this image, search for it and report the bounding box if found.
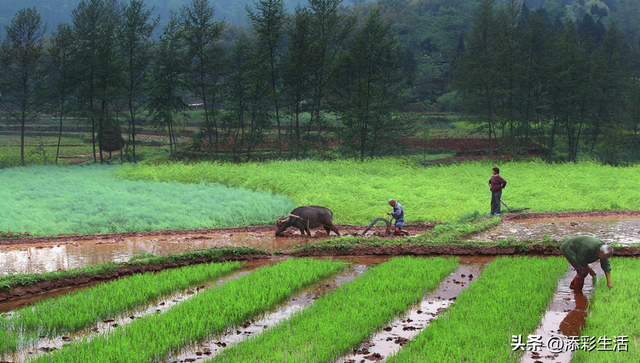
[275,206,340,237]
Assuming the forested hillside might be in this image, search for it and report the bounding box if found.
[0,0,348,32]
[1,0,640,167]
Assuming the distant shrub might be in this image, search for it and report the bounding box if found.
[436,90,462,112]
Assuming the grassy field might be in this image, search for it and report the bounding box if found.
[116,159,640,224]
[0,165,294,236]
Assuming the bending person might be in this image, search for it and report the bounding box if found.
[560,235,613,291]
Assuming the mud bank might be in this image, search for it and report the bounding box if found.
[0,254,269,304]
[0,222,436,247]
[500,210,640,221]
[278,244,640,257]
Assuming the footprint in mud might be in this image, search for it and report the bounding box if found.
[363,352,384,361]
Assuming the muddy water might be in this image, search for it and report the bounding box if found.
[519,264,604,363]
[0,263,274,363]
[0,230,429,276]
[469,217,640,245]
[0,232,315,275]
[169,263,371,362]
[337,256,493,363]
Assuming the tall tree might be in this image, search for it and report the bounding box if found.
[332,9,406,160]
[306,0,355,156]
[181,0,226,156]
[247,0,286,156]
[0,7,46,166]
[280,6,312,158]
[587,24,624,156]
[48,23,76,165]
[492,0,524,154]
[146,12,187,156]
[455,0,501,156]
[71,0,124,163]
[221,33,272,160]
[120,0,158,163]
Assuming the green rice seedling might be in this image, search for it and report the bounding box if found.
[28,258,346,363]
[0,261,243,356]
[387,256,567,363]
[211,256,459,362]
[572,257,640,362]
[115,159,640,223]
[0,165,294,236]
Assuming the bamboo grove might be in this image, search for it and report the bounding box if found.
[1,0,640,164]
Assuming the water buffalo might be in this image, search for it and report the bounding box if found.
[275,206,340,237]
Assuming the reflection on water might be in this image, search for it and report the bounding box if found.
[469,217,640,245]
[339,259,489,362]
[520,264,602,363]
[0,232,309,275]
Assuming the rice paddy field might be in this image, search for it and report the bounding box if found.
[0,165,294,236]
[1,159,640,362]
[116,159,640,223]
[0,256,637,363]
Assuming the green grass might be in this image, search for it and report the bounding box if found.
[0,136,92,167]
[0,165,294,236]
[387,256,567,363]
[28,258,346,363]
[573,257,640,362]
[213,256,458,362]
[0,261,243,356]
[115,159,640,224]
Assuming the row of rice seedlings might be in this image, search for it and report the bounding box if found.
[387,256,567,362]
[573,257,640,362]
[5,268,257,362]
[342,261,487,362]
[211,256,459,362]
[28,258,346,363]
[0,261,244,356]
[172,264,370,361]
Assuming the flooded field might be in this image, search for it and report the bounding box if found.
[520,264,603,363]
[0,255,610,363]
[0,226,430,275]
[469,216,640,245]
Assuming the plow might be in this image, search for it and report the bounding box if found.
[501,200,530,213]
[361,217,409,236]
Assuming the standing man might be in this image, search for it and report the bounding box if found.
[561,236,613,291]
[488,167,507,216]
[387,199,407,235]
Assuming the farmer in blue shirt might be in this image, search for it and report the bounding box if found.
[387,199,408,236]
